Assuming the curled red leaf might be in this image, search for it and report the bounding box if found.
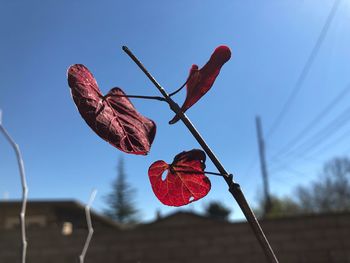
[148,149,211,206]
[67,64,156,155]
[169,45,231,124]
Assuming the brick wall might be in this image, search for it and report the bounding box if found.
[1,212,350,263]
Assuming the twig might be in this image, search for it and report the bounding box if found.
[103,93,166,101]
[168,79,188,97]
[79,189,97,263]
[171,168,228,176]
[0,110,28,263]
[203,171,226,176]
[122,47,279,263]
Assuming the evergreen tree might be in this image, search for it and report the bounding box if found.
[204,201,231,220]
[104,157,139,224]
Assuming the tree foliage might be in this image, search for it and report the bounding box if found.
[256,157,350,218]
[204,201,231,220]
[104,158,139,224]
[255,195,301,219]
[296,157,350,213]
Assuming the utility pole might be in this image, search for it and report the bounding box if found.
[255,116,272,216]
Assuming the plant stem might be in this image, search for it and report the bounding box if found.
[122,46,279,263]
[103,93,166,102]
[204,171,225,176]
[168,80,188,97]
[173,167,226,176]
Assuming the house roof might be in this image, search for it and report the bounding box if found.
[140,210,232,229]
[0,199,120,229]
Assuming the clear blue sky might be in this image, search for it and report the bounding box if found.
[1,0,349,222]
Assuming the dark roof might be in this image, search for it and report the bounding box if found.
[142,209,350,229]
[0,199,120,229]
[140,210,232,229]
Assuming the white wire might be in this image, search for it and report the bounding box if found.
[79,189,97,263]
[0,110,28,263]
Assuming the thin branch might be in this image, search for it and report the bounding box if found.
[171,167,227,176]
[79,189,97,263]
[103,93,166,102]
[204,171,226,176]
[122,47,279,263]
[0,110,28,263]
[168,79,188,97]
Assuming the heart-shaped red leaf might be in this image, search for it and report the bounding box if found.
[67,64,156,155]
[169,45,231,124]
[148,149,211,206]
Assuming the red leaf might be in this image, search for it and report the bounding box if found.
[148,149,211,206]
[67,64,156,155]
[169,45,231,124]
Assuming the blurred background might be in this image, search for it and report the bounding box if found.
[1,0,350,223]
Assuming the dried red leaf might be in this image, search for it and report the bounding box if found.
[67,64,156,155]
[148,149,211,206]
[169,45,231,124]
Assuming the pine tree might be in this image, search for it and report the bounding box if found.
[204,201,231,220]
[104,157,139,224]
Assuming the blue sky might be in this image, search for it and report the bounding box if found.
[1,0,350,221]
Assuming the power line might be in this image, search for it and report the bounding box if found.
[287,107,350,158]
[269,114,350,178]
[305,127,350,158]
[266,0,342,140]
[270,161,309,178]
[269,154,321,172]
[270,83,350,161]
[269,158,311,186]
[276,105,350,161]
